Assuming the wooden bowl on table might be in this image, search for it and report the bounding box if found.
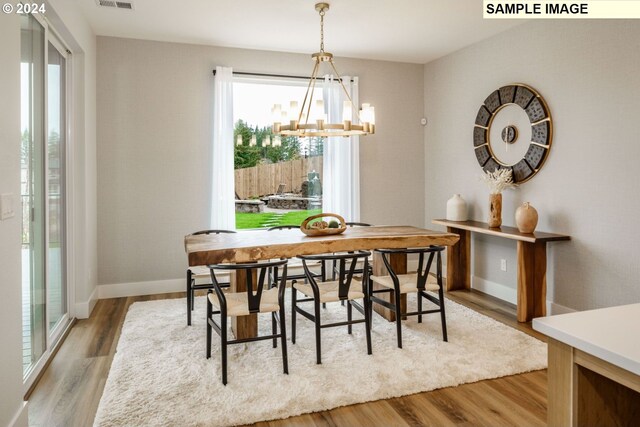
[300,213,347,237]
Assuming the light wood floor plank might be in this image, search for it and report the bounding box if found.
[28,289,548,426]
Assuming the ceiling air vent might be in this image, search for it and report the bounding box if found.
[96,0,134,10]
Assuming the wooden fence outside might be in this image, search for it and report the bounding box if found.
[235,157,323,199]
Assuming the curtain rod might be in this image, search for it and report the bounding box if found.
[212,70,354,83]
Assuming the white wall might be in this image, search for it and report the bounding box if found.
[424,20,640,311]
[96,37,425,288]
[0,12,27,427]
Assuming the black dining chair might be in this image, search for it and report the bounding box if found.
[292,251,373,364]
[331,222,372,280]
[206,258,289,385]
[369,246,448,348]
[185,229,236,325]
[267,225,325,286]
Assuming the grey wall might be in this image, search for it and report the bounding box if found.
[424,20,640,311]
[97,37,425,286]
[0,12,26,427]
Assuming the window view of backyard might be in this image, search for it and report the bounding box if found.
[233,79,324,229]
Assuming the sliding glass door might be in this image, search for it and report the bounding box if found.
[21,12,46,378]
[47,36,68,336]
[21,13,70,383]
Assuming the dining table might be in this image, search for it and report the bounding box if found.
[185,225,459,339]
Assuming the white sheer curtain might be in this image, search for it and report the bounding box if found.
[211,66,236,230]
[322,75,361,222]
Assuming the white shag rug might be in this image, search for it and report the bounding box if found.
[94,293,546,427]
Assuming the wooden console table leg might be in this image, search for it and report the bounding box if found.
[372,251,407,322]
[516,241,547,322]
[230,268,257,339]
[445,227,470,291]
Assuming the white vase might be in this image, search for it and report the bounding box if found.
[446,194,468,221]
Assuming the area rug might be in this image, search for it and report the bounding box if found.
[94,293,546,427]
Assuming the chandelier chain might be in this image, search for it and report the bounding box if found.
[319,9,325,53]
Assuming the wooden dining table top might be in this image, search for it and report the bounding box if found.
[185,225,460,266]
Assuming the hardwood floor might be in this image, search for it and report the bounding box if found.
[28,289,547,427]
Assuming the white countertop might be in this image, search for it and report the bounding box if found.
[533,303,640,376]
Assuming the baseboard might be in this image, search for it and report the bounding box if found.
[9,401,28,427]
[74,286,98,319]
[470,275,577,316]
[98,278,186,299]
[547,301,576,315]
[471,275,517,305]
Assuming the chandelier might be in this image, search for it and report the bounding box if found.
[271,3,375,138]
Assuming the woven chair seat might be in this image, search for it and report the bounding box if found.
[294,278,364,303]
[191,266,232,282]
[190,266,211,279]
[207,287,280,317]
[371,273,439,294]
[286,258,322,268]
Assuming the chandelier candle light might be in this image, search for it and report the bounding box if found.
[271,3,375,138]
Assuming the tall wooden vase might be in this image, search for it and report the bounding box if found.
[488,193,502,228]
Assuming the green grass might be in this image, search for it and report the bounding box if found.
[236,209,322,230]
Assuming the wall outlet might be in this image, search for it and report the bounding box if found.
[500,259,507,272]
[0,193,15,220]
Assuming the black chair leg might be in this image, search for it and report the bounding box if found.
[291,287,297,344]
[279,308,289,374]
[347,300,353,334]
[364,296,372,355]
[206,297,212,358]
[187,270,192,326]
[314,301,322,364]
[439,288,448,342]
[417,290,423,323]
[272,312,277,348]
[437,252,448,342]
[395,289,403,349]
[221,314,228,386]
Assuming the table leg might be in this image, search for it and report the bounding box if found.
[445,227,471,291]
[230,269,257,339]
[547,338,574,426]
[372,251,407,322]
[516,241,547,322]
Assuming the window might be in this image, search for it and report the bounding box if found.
[233,78,324,230]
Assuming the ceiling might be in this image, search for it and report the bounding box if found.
[77,0,524,64]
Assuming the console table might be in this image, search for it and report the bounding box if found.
[432,219,570,322]
[533,304,640,426]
